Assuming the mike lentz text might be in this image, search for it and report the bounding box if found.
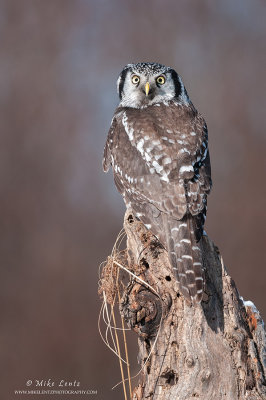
[31,379,80,388]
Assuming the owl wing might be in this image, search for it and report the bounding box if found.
[103,109,173,247]
[103,117,116,173]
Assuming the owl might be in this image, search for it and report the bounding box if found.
[103,62,212,303]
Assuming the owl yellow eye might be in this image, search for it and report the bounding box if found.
[131,75,140,85]
[156,76,165,85]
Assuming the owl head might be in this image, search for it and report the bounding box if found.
[117,62,189,108]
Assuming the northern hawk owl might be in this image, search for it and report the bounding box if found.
[103,62,212,303]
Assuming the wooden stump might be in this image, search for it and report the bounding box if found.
[119,211,266,400]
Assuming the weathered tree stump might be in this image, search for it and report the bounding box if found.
[120,211,266,400]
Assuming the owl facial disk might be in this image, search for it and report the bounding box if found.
[117,62,189,108]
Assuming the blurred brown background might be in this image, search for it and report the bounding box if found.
[1,1,265,399]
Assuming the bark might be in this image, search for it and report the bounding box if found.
[119,211,266,400]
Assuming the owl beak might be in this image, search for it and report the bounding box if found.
[145,82,150,96]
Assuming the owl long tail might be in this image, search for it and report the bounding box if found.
[164,215,204,303]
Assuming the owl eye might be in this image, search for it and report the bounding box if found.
[131,75,140,85]
[156,76,165,85]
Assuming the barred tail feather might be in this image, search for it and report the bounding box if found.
[164,215,204,303]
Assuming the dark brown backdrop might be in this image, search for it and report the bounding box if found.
[1,1,265,399]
